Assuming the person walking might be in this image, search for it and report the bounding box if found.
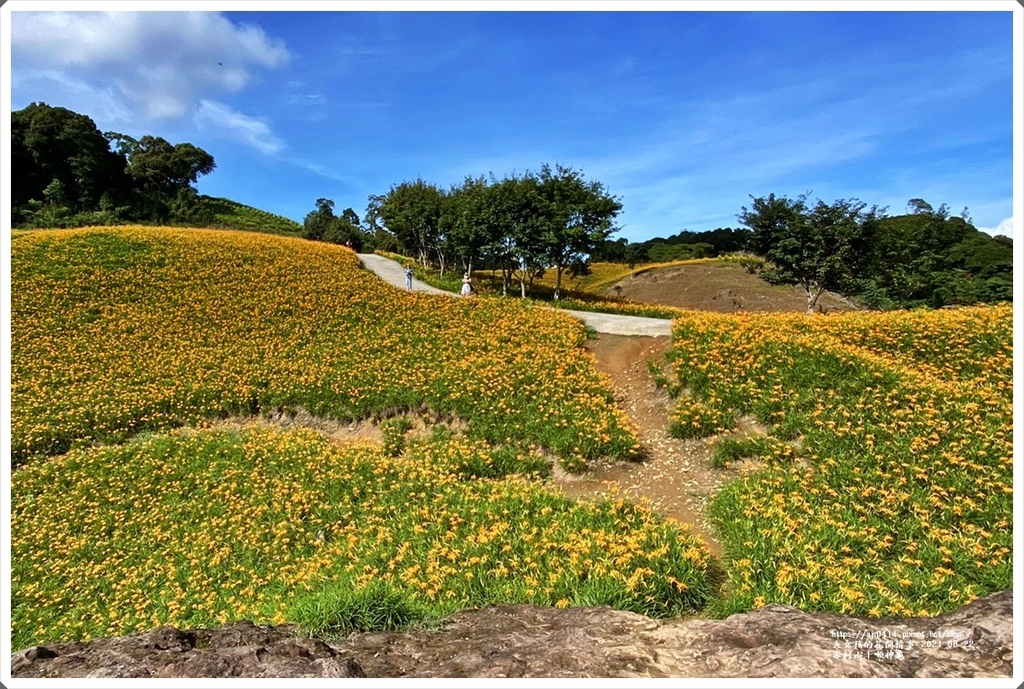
[405,265,414,291]
[461,273,472,296]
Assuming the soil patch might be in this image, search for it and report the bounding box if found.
[211,408,468,446]
[548,334,733,556]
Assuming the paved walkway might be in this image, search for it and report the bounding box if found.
[357,253,673,337]
[357,253,450,295]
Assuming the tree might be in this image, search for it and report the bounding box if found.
[327,207,366,250]
[589,237,628,263]
[303,198,336,242]
[302,199,368,249]
[167,187,213,225]
[536,164,622,301]
[107,133,216,221]
[340,207,362,229]
[866,200,982,308]
[444,175,503,276]
[12,102,130,222]
[487,173,547,297]
[374,179,445,267]
[364,195,398,252]
[624,243,646,275]
[740,193,883,313]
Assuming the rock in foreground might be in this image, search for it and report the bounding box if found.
[12,589,1012,678]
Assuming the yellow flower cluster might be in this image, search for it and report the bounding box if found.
[669,305,1012,618]
[11,426,711,649]
[11,227,639,469]
[10,226,705,650]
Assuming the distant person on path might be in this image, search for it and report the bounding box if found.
[405,265,414,291]
[461,273,473,296]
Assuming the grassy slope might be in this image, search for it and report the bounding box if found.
[10,226,714,648]
[200,195,304,236]
[446,258,854,320]
[667,306,1012,618]
[607,261,854,313]
[525,259,714,294]
[11,227,639,469]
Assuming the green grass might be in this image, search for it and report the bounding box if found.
[200,196,304,236]
[11,426,713,649]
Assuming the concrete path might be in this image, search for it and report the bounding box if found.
[357,253,450,295]
[357,253,673,337]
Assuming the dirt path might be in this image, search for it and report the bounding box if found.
[549,334,732,557]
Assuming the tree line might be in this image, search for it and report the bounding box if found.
[303,166,622,300]
[306,182,1010,310]
[13,103,1010,311]
[738,193,1012,311]
[12,102,216,228]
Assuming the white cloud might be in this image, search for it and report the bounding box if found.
[12,11,289,120]
[10,68,136,125]
[194,100,283,155]
[978,217,1014,239]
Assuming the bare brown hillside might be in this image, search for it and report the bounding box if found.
[606,262,857,313]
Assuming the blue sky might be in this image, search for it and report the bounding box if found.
[6,3,1019,241]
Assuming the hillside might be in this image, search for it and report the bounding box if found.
[8,226,1013,678]
[200,195,303,236]
[10,226,709,652]
[604,260,855,313]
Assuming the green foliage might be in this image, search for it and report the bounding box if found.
[380,416,414,457]
[866,205,1012,309]
[709,436,781,468]
[623,243,646,269]
[369,179,445,267]
[536,163,623,300]
[12,103,217,228]
[736,193,1012,311]
[740,193,883,312]
[368,165,621,299]
[486,173,549,297]
[108,132,216,223]
[646,360,682,397]
[12,102,131,224]
[441,175,499,274]
[622,228,752,265]
[288,580,426,638]
[646,241,715,263]
[167,188,213,226]
[301,198,370,249]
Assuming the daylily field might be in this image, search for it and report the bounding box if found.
[668,305,1013,617]
[10,227,703,649]
[9,226,1013,651]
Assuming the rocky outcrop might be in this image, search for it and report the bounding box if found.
[11,623,364,679]
[12,589,1012,678]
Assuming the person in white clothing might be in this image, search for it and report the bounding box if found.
[461,273,472,296]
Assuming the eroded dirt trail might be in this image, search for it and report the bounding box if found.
[549,334,730,557]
